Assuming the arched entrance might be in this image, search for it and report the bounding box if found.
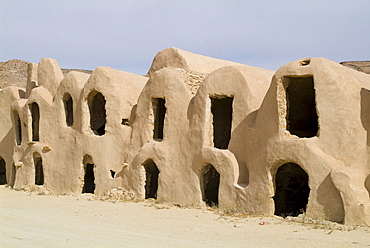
[33,153,44,185]
[274,163,310,217]
[202,164,220,206]
[0,157,7,185]
[82,155,95,193]
[143,160,160,199]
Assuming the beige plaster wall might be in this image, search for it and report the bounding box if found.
[1,49,368,226]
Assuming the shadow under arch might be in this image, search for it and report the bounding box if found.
[317,173,345,223]
[273,162,310,217]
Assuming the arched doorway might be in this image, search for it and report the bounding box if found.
[274,163,310,217]
[143,160,160,199]
[202,164,220,206]
[0,157,7,185]
[82,155,95,193]
[33,153,44,185]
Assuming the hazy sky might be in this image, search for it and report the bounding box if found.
[1,0,369,75]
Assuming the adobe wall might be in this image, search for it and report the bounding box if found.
[0,48,369,226]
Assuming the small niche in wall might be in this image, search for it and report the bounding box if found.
[121,119,130,126]
[285,76,318,138]
[63,93,74,127]
[14,111,22,145]
[88,91,106,136]
[210,96,233,149]
[30,102,40,141]
[152,98,166,141]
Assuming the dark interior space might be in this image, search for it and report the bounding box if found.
[153,98,166,140]
[274,163,310,217]
[0,158,7,185]
[30,102,40,141]
[202,164,220,206]
[211,97,233,149]
[144,160,160,199]
[82,163,95,193]
[14,111,22,145]
[88,92,106,136]
[34,154,44,185]
[63,93,74,127]
[285,76,318,138]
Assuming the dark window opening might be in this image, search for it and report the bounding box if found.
[110,170,116,178]
[30,102,40,141]
[88,91,106,136]
[202,164,220,206]
[274,163,310,217]
[34,154,44,185]
[82,163,95,193]
[285,76,318,138]
[0,158,7,185]
[211,97,233,149]
[14,111,22,145]
[143,160,159,199]
[121,118,130,126]
[153,98,166,140]
[63,93,74,127]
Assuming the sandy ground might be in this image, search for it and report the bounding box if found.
[1,186,369,248]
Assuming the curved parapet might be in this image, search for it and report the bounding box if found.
[37,58,64,98]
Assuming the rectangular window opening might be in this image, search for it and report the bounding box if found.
[285,76,318,138]
[152,98,166,141]
[211,96,233,149]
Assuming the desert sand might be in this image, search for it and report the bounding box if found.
[1,186,369,248]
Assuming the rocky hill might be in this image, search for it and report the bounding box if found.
[340,61,370,74]
[0,59,92,89]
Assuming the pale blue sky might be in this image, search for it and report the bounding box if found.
[1,0,369,75]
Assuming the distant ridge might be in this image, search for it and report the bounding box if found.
[1,59,369,89]
[340,61,370,74]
